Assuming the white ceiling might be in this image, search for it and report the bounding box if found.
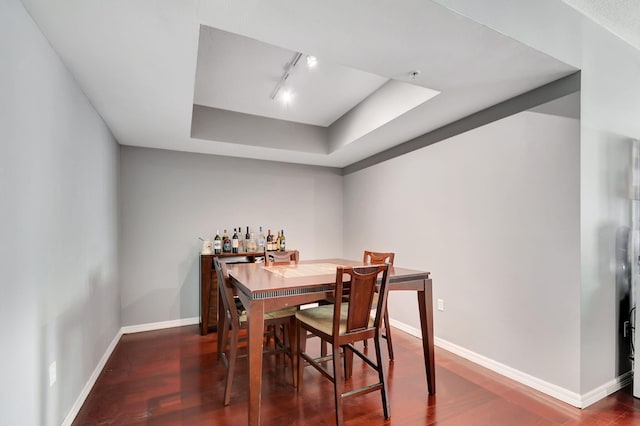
[19,0,594,168]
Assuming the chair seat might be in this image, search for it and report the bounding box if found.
[265,306,298,320]
[237,305,297,323]
[296,303,373,336]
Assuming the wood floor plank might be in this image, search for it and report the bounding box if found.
[73,325,638,425]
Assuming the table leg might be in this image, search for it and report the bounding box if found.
[417,281,436,394]
[247,300,265,426]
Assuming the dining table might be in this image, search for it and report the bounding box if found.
[224,258,434,426]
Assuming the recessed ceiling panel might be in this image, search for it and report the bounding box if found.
[194,26,389,127]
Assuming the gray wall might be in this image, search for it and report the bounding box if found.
[0,0,120,424]
[434,0,640,397]
[119,147,343,326]
[344,110,582,392]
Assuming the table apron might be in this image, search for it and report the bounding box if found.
[389,277,431,291]
[250,291,334,312]
[232,276,431,312]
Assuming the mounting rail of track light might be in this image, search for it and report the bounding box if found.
[270,52,303,101]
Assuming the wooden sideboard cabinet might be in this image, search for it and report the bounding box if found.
[200,251,296,335]
[200,253,255,335]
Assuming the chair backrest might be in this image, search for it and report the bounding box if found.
[214,257,240,324]
[363,250,395,266]
[267,250,299,263]
[333,264,390,339]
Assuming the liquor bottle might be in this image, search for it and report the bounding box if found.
[213,229,222,254]
[237,225,243,252]
[232,228,239,253]
[276,231,281,251]
[266,229,273,251]
[257,226,266,252]
[270,230,276,251]
[245,226,250,251]
[280,229,286,251]
[247,232,257,252]
[222,229,231,253]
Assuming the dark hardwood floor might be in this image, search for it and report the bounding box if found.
[73,325,640,425]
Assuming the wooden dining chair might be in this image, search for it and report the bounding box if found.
[363,250,395,266]
[363,250,395,360]
[264,250,300,347]
[266,250,299,262]
[296,264,392,425]
[318,251,396,363]
[214,257,297,406]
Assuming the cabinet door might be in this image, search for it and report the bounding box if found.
[199,255,217,335]
[207,272,218,329]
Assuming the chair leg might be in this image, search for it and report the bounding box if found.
[266,324,275,349]
[288,317,297,387]
[363,310,394,359]
[297,323,307,394]
[219,317,231,361]
[281,323,288,347]
[374,333,390,419]
[344,345,353,379]
[333,343,345,426]
[342,344,348,380]
[224,326,239,406]
[217,312,228,360]
[384,309,394,360]
[274,323,286,364]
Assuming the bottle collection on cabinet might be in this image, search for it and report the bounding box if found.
[212,226,287,254]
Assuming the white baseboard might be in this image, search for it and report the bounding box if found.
[63,316,200,425]
[61,328,123,426]
[389,317,422,338]
[388,318,632,409]
[434,337,585,407]
[581,370,633,408]
[120,316,199,334]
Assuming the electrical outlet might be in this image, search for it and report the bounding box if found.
[437,298,444,312]
[49,361,56,387]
